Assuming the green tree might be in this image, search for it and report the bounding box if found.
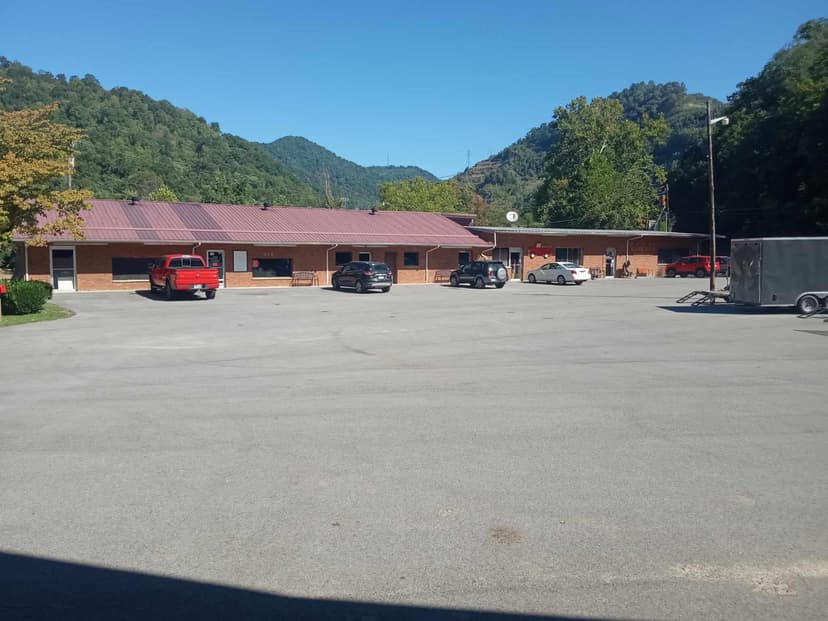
[534,96,669,229]
[0,80,92,246]
[671,19,828,236]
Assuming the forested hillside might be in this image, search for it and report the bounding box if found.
[670,19,828,237]
[456,82,719,222]
[0,58,318,206]
[261,136,437,210]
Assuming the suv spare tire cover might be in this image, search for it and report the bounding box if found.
[496,267,507,281]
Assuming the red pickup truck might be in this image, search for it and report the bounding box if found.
[149,254,220,300]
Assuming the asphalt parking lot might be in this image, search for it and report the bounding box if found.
[1,278,826,620]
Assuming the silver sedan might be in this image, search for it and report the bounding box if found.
[526,262,591,285]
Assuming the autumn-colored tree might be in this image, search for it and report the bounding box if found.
[147,183,180,202]
[0,79,92,246]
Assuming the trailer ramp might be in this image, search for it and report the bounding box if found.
[676,290,732,306]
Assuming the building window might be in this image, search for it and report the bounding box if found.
[555,247,582,263]
[252,258,292,278]
[492,247,510,263]
[335,251,353,266]
[358,251,371,261]
[458,251,470,266]
[112,257,158,281]
[657,248,690,264]
[403,252,419,266]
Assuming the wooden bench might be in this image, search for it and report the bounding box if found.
[434,270,453,283]
[291,270,318,286]
[589,267,603,279]
[635,267,650,278]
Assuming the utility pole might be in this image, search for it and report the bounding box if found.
[706,101,729,292]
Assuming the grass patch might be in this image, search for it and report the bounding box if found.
[0,303,74,328]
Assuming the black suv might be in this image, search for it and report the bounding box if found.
[332,261,392,293]
[449,261,508,289]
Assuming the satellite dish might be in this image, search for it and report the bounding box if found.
[506,211,519,223]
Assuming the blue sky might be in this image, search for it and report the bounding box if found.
[1,1,824,178]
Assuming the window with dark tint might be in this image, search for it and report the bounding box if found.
[358,252,371,262]
[253,258,292,277]
[335,252,353,266]
[168,257,182,268]
[181,256,205,268]
[403,252,419,266]
[458,252,470,266]
[657,248,690,264]
[555,248,582,263]
[371,263,389,272]
[112,257,159,281]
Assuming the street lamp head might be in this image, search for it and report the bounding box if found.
[710,115,730,126]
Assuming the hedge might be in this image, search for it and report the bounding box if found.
[1,279,52,315]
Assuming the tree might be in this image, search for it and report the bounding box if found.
[534,96,669,229]
[671,19,828,236]
[0,80,92,246]
[147,183,179,202]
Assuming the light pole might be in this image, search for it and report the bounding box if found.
[707,100,729,292]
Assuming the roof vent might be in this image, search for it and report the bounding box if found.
[370,207,377,215]
[128,196,139,205]
[261,202,270,211]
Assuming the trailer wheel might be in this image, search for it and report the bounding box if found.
[797,294,820,314]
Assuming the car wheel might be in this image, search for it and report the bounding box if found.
[332,278,340,290]
[355,281,365,293]
[575,280,584,285]
[695,268,706,278]
[205,290,216,300]
[557,275,566,285]
[148,278,157,294]
[666,268,676,278]
[165,280,174,300]
[797,294,820,314]
[528,274,536,283]
[381,287,390,293]
[450,275,459,287]
[474,277,485,289]
[679,273,688,278]
[495,283,505,289]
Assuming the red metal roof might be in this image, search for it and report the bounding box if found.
[25,199,490,247]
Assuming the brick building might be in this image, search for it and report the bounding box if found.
[14,199,711,291]
[469,226,710,280]
[15,199,490,291]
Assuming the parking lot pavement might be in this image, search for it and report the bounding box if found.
[1,278,827,620]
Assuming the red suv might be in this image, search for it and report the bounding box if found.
[664,255,720,278]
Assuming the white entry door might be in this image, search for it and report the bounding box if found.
[51,247,76,291]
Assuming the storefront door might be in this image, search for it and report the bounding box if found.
[50,247,76,291]
[207,250,225,287]
[509,248,522,280]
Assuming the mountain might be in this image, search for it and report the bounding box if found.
[455,82,721,219]
[0,57,318,206]
[261,136,437,210]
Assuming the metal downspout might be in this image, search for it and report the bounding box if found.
[326,244,338,285]
[24,243,30,281]
[625,235,644,263]
[482,231,497,260]
[425,245,441,283]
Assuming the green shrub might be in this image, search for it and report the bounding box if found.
[28,279,53,300]
[1,279,50,315]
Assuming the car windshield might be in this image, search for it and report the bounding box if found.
[369,264,389,272]
[561,262,581,269]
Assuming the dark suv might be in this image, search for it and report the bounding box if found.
[449,261,508,289]
[332,261,392,293]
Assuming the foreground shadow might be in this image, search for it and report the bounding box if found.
[0,551,611,621]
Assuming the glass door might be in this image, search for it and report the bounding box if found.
[207,250,225,287]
